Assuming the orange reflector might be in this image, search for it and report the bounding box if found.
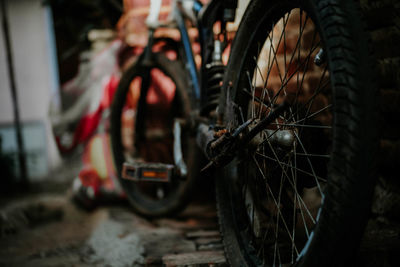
[142,171,167,179]
[122,161,174,182]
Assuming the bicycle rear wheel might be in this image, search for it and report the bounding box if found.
[111,53,197,217]
[217,0,378,266]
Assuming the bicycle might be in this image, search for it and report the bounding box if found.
[111,0,378,266]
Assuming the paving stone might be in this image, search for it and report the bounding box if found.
[198,243,224,251]
[155,218,218,231]
[145,255,163,266]
[0,196,65,237]
[162,250,226,266]
[85,220,145,266]
[140,228,197,263]
[194,237,221,246]
[178,203,218,220]
[186,230,220,239]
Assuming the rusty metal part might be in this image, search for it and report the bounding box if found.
[214,129,228,138]
[200,101,290,173]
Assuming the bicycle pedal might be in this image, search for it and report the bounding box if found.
[122,161,174,182]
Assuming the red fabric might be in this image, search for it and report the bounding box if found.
[73,74,120,144]
[78,133,121,197]
[102,75,120,108]
[79,167,101,191]
[75,109,103,144]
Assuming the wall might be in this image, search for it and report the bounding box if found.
[0,0,61,180]
[361,0,400,224]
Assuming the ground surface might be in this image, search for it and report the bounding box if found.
[0,155,226,267]
[0,195,225,267]
[0,156,399,267]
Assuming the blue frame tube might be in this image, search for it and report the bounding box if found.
[175,10,201,100]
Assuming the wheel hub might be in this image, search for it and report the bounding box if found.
[249,120,296,148]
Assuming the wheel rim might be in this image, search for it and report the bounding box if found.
[230,7,332,266]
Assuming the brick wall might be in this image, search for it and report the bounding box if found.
[360,0,400,223]
[254,9,331,132]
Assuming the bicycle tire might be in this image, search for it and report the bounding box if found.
[216,0,378,266]
[110,53,198,217]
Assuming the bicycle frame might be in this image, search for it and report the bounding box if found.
[145,0,236,105]
[171,0,240,165]
[138,0,232,156]
[128,0,293,179]
[137,0,292,176]
[174,4,201,100]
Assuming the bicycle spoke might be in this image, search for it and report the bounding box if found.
[293,131,324,196]
[254,57,268,119]
[261,141,318,224]
[288,66,329,124]
[255,151,322,225]
[247,71,257,118]
[298,66,329,134]
[244,89,271,111]
[290,155,297,264]
[293,104,332,124]
[271,122,331,129]
[267,13,291,86]
[273,169,286,266]
[295,9,304,123]
[279,13,313,121]
[246,45,327,121]
[268,41,321,108]
[253,14,292,118]
[232,8,333,266]
[252,155,300,256]
[256,152,327,183]
[295,153,330,159]
[288,156,317,235]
